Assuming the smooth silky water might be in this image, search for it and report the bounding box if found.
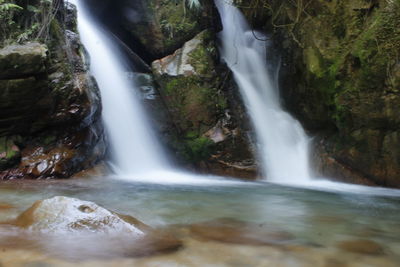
[215,0,312,184]
[0,178,399,266]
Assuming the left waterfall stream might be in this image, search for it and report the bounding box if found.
[70,0,169,176]
[70,0,243,185]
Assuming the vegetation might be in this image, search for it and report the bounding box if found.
[0,0,61,45]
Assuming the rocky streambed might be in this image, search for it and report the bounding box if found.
[0,175,399,266]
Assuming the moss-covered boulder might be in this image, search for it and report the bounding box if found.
[0,42,47,79]
[152,30,257,178]
[152,31,223,134]
[129,0,204,57]
[0,137,20,171]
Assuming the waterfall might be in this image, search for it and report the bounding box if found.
[70,0,168,175]
[215,0,312,183]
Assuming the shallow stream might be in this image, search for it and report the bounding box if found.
[0,175,399,266]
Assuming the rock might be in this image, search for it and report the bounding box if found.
[71,162,110,178]
[14,196,146,234]
[152,30,257,177]
[0,77,49,137]
[336,239,384,255]
[152,30,213,77]
[0,43,47,79]
[313,139,377,186]
[0,6,104,179]
[85,0,215,59]
[189,219,294,246]
[152,30,225,155]
[265,0,400,187]
[18,146,77,178]
[152,30,220,133]
[12,196,182,257]
[0,202,14,210]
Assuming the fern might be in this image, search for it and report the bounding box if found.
[0,0,22,12]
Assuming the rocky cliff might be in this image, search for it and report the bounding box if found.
[238,0,400,187]
[0,1,105,179]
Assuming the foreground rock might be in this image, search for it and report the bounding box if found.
[12,196,182,257]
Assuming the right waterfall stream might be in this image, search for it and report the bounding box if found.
[215,0,312,183]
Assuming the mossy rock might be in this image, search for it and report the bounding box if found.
[0,137,21,171]
[152,30,225,137]
[124,0,213,58]
[0,43,48,79]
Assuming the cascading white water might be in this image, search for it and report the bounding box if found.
[215,0,312,183]
[70,0,168,175]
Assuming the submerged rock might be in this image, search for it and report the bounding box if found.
[189,219,294,246]
[336,239,385,255]
[0,202,14,210]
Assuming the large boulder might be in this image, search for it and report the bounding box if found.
[11,196,183,257]
[14,196,147,233]
[152,30,258,178]
[0,43,47,79]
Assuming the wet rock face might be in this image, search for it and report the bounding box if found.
[239,0,400,187]
[152,30,257,178]
[0,2,105,179]
[84,0,216,60]
[11,196,182,257]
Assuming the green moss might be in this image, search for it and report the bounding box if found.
[160,74,225,133]
[49,19,64,42]
[158,0,200,50]
[183,136,214,162]
[189,43,210,76]
[0,136,20,170]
